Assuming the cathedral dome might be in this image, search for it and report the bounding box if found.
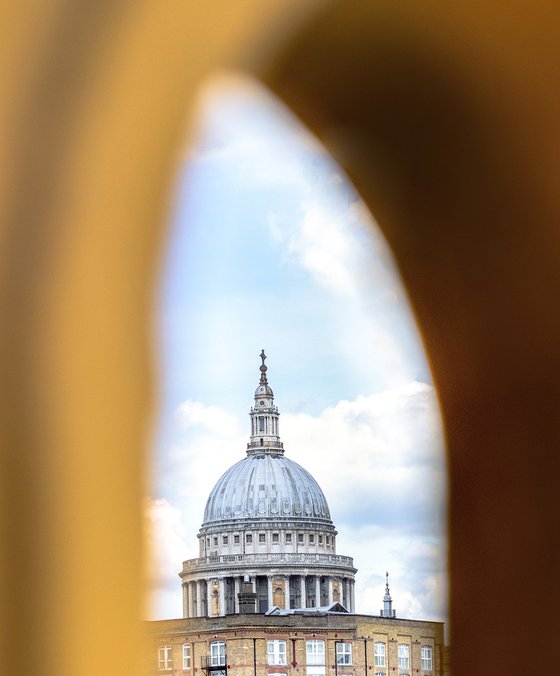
[182,352,356,618]
[202,452,332,526]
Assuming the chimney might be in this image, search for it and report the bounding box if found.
[237,576,257,614]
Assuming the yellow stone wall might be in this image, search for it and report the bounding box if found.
[144,614,446,676]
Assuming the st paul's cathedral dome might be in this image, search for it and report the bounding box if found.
[179,352,356,617]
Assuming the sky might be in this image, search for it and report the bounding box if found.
[146,75,447,625]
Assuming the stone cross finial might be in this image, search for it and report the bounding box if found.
[259,349,268,384]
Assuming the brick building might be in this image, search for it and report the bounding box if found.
[144,611,445,676]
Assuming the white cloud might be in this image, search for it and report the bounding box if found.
[175,400,239,437]
[273,199,357,296]
[277,382,447,620]
[188,75,327,192]
[144,498,189,618]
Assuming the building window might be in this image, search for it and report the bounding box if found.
[375,673,386,676]
[306,640,325,676]
[210,641,226,667]
[246,534,252,543]
[272,533,279,542]
[373,642,386,667]
[223,535,228,545]
[234,534,239,544]
[421,645,433,671]
[326,536,330,545]
[298,533,304,543]
[268,640,287,665]
[259,533,266,543]
[306,639,325,665]
[158,645,172,671]
[398,644,410,669]
[336,643,352,665]
[213,536,218,546]
[309,534,315,544]
[318,535,323,544]
[258,416,264,432]
[285,533,292,543]
[183,644,191,670]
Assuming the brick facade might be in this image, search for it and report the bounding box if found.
[143,613,446,676]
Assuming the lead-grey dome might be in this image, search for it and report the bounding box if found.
[202,453,332,526]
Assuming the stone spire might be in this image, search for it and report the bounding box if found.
[380,571,396,618]
[247,350,284,455]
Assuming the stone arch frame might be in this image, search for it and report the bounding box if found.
[1,2,560,675]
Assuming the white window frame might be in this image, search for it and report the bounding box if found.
[182,643,191,670]
[210,641,226,667]
[268,640,287,665]
[398,644,410,669]
[374,642,386,667]
[306,639,325,665]
[158,645,172,671]
[421,645,433,671]
[336,642,352,665]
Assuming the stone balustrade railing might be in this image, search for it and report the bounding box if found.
[182,552,355,572]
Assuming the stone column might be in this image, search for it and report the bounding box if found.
[196,580,203,617]
[285,576,291,609]
[328,577,333,605]
[207,580,212,617]
[315,576,321,607]
[234,576,241,613]
[267,575,274,610]
[341,578,346,609]
[219,578,225,616]
[190,582,196,617]
[300,575,306,608]
[350,580,355,613]
[182,582,189,618]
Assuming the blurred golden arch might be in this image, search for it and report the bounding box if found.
[2,2,560,675]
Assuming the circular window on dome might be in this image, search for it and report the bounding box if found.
[260,400,264,404]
